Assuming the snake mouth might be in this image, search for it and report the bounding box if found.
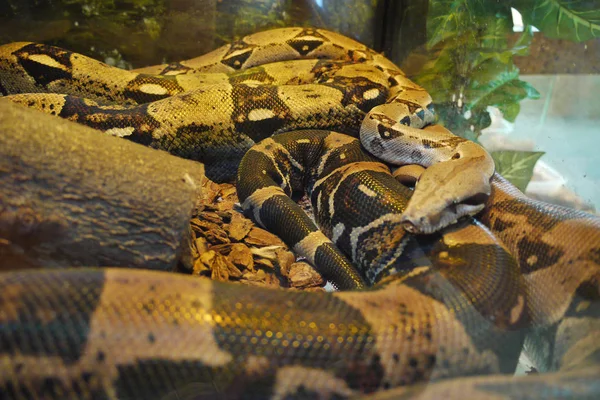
[401,196,488,235]
[462,192,490,207]
[401,220,419,234]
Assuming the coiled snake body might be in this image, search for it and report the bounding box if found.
[0,28,599,399]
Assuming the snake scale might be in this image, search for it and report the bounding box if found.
[0,27,599,399]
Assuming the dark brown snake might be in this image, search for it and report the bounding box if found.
[0,27,598,399]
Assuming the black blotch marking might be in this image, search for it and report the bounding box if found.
[565,281,600,319]
[587,247,600,265]
[410,149,422,162]
[124,74,182,103]
[491,217,515,233]
[148,332,156,343]
[517,236,564,273]
[58,96,161,147]
[221,41,256,70]
[348,50,368,63]
[421,139,433,149]
[115,359,238,400]
[369,136,384,155]
[14,43,72,87]
[394,99,423,115]
[312,59,345,80]
[321,76,387,112]
[81,372,93,384]
[287,38,325,56]
[351,217,407,277]
[426,354,436,368]
[231,83,290,142]
[493,199,570,230]
[0,270,104,364]
[97,351,106,362]
[400,116,411,125]
[346,354,386,393]
[287,29,328,56]
[377,123,401,139]
[158,62,192,75]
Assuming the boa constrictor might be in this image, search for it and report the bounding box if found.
[0,27,494,234]
[0,27,599,399]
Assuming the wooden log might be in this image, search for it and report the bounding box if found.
[0,102,206,271]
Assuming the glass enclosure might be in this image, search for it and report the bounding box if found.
[2,0,597,210]
[1,0,598,398]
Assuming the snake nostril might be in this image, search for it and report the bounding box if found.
[452,153,461,160]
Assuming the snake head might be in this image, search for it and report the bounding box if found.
[400,144,494,234]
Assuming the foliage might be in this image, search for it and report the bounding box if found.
[214,0,378,46]
[215,0,298,43]
[491,150,545,192]
[515,0,600,42]
[414,0,600,190]
[61,0,165,20]
[415,1,540,143]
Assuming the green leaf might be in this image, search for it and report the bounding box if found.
[426,0,492,47]
[427,0,467,47]
[465,58,540,113]
[435,105,477,141]
[512,25,534,56]
[479,78,540,122]
[427,0,514,47]
[432,103,492,142]
[515,0,600,42]
[491,150,545,191]
[417,0,542,142]
[498,102,521,122]
[480,13,512,50]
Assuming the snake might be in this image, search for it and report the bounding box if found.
[0,27,494,235]
[0,27,599,399]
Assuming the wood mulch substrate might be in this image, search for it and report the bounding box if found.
[179,179,326,292]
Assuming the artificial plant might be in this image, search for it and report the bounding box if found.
[413,0,599,191]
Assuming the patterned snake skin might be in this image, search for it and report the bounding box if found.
[0,28,599,399]
[0,27,494,234]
